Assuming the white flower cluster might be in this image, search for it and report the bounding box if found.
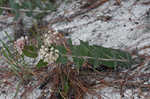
[39,30,60,64]
[14,36,28,55]
[43,30,60,46]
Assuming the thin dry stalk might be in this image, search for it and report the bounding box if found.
[0,7,52,13]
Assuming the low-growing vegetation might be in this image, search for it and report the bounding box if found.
[0,29,139,98]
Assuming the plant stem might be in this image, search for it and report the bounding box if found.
[63,54,129,62]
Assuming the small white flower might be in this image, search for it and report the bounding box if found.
[44,34,48,37]
[45,54,49,58]
[50,51,53,55]
[45,48,48,51]
[50,47,54,51]
[20,36,24,41]
[25,36,28,40]
[41,45,45,48]
[55,49,59,53]
[14,36,28,55]
[55,54,59,59]
[44,58,48,63]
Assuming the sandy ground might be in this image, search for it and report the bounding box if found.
[0,0,150,99]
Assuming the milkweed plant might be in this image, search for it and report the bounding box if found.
[1,29,136,72]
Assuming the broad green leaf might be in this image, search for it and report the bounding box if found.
[22,45,38,58]
[72,44,90,56]
[80,40,89,47]
[70,40,134,68]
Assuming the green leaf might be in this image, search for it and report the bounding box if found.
[71,40,90,57]
[72,42,90,56]
[55,45,67,54]
[4,31,13,41]
[80,40,89,47]
[73,57,84,69]
[0,39,12,58]
[93,57,99,68]
[67,39,134,68]
[14,80,21,98]
[22,45,38,58]
[36,59,48,68]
